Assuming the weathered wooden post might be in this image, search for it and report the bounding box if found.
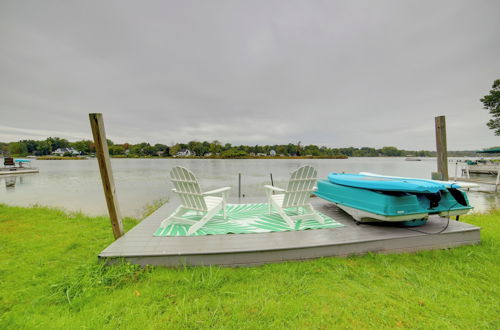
[435,115,449,181]
[238,173,241,199]
[89,113,124,239]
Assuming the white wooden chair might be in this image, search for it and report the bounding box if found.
[264,165,324,229]
[161,166,231,235]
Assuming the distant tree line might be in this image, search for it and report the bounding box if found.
[0,137,481,158]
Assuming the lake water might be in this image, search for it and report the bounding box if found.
[1,158,498,217]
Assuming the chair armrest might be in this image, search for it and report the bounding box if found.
[264,185,285,192]
[203,187,231,196]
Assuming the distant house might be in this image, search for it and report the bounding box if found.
[175,149,193,157]
[256,153,267,157]
[52,147,80,156]
[269,150,277,156]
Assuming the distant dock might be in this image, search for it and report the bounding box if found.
[1,158,39,175]
[452,161,500,192]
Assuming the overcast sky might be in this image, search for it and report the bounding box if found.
[1,0,499,149]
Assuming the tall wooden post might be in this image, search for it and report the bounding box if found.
[89,113,124,239]
[435,115,448,181]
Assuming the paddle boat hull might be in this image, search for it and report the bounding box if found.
[314,178,473,224]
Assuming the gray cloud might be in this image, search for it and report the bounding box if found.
[1,0,499,149]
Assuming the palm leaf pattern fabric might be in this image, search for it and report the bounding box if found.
[154,203,343,236]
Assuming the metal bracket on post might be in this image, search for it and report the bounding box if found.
[89,113,124,239]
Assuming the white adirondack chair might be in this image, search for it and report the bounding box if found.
[161,166,231,235]
[264,165,324,229]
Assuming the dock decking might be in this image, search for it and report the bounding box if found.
[0,168,39,175]
[99,197,480,267]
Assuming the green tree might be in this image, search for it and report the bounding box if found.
[480,79,500,135]
[0,142,8,155]
[129,142,151,156]
[209,140,222,154]
[154,144,168,156]
[142,145,157,156]
[221,148,247,158]
[169,144,181,157]
[34,141,52,156]
[46,137,69,151]
[187,140,206,156]
[8,142,28,156]
[380,146,403,157]
[20,140,38,154]
[108,145,125,155]
[72,140,93,154]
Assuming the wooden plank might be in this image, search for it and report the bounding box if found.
[0,168,39,175]
[109,231,480,267]
[435,116,449,180]
[89,113,124,239]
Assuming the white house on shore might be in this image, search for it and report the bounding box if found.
[52,147,80,156]
[175,149,194,157]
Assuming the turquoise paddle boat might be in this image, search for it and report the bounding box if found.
[314,173,473,226]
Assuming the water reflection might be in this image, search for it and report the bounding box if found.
[4,176,17,189]
[1,174,31,190]
[0,158,498,217]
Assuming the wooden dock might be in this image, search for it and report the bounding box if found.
[466,165,500,175]
[0,168,39,175]
[456,164,500,192]
[99,197,480,267]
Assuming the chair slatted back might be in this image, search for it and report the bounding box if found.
[282,165,317,208]
[170,166,207,211]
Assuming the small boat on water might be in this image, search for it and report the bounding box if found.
[405,157,422,161]
[314,172,473,226]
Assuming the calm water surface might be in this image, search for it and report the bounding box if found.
[1,158,498,217]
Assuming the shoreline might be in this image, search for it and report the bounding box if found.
[33,155,350,160]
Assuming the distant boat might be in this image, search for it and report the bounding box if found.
[405,157,422,161]
[314,172,473,225]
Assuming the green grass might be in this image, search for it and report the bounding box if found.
[0,204,498,329]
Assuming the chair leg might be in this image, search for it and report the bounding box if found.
[161,206,185,227]
[304,205,325,224]
[265,189,273,214]
[273,202,295,229]
[278,208,295,229]
[187,205,220,235]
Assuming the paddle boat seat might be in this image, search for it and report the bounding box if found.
[3,157,15,168]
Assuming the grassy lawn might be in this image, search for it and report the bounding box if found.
[0,204,498,329]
